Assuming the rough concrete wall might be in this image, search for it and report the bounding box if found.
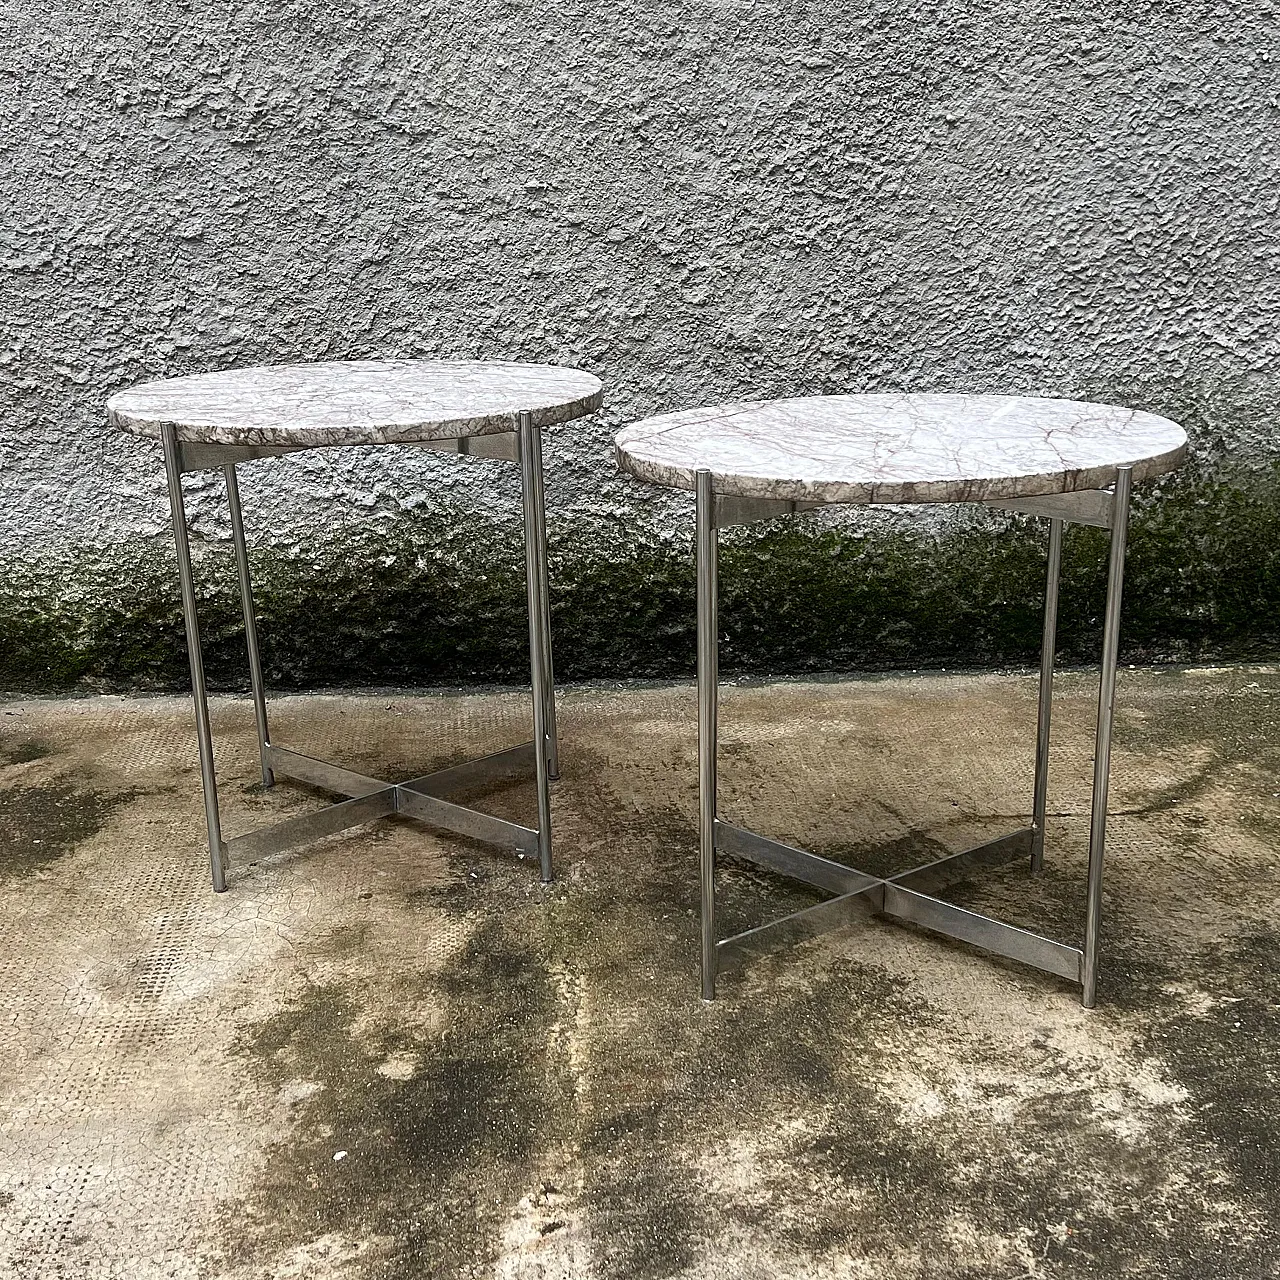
[1,0,1278,688]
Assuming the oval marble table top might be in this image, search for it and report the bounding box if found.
[108,359,604,448]
[615,393,1188,505]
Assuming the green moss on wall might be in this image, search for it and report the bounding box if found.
[1,462,1278,694]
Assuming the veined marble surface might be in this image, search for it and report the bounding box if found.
[108,360,604,447]
[615,394,1188,504]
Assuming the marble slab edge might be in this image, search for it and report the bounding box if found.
[613,440,1188,506]
[108,385,604,447]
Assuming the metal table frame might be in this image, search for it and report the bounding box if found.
[695,466,1134,1008]
[161,412,558,892]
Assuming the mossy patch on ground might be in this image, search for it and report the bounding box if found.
[0,779,125,881]
[0,738,52,765]
[228,919,568,1280]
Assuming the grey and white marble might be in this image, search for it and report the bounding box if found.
[108,360,604,448]
[615,394,1188,504]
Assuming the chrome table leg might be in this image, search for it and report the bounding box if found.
[161,425,227,892]
[526,409,559,780]
[1082,466,1132,1007]
[224,463,274,789]
[158,429,559,891]
[1031,517,1063,873]
[696,468,719,1001]
[519,411,554,884]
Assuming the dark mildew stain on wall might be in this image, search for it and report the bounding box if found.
[3,458,1280,690]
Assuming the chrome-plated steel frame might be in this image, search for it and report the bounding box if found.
[697,470,1134,1008]
[161,412,559,892]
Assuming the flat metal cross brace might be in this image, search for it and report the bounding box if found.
[224,741,544,869]
[712,821,1084,986]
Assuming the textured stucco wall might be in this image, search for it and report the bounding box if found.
[1,0,1278,689]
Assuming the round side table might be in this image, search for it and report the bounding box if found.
[109,359,603,892]
[615,393,1187,1007]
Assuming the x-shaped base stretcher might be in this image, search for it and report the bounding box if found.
[224,741,547,870]
[712,823,1081,984]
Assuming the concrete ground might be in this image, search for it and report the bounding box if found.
[1,667,1277,1280]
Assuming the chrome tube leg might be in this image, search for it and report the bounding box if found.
[1031,518,1063,873]
[1081,466,1132,1007]
[224,464,274,789]
[527,415,559,780]
[696,469,719,1001]
[518,411,554,883]
[161,426,227,892]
